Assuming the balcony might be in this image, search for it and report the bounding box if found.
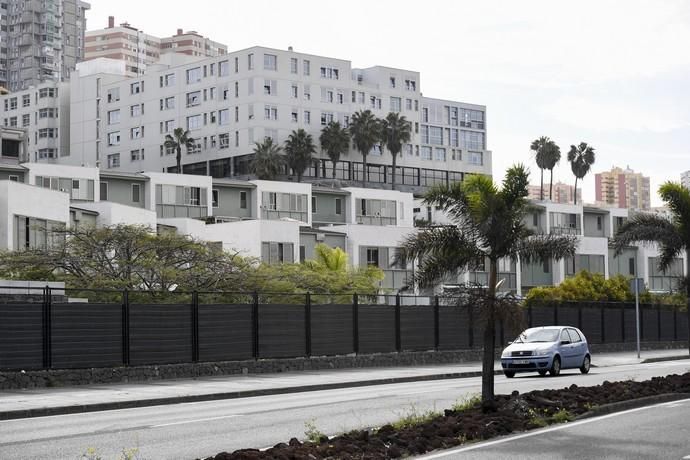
[381,269,414,290]
[550,225,580,236]
[468,271,518,292]
[156,204,208,219]
[356,215,396,226]
[261,209,307,222]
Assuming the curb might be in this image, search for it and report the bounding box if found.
[574,393,690,420]
[641,355,690,364]
[0,369,504,421]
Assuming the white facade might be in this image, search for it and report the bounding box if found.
[682,170,690,190]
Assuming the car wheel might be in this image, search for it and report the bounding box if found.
[504,370,516,378]
[580,355,591,374]
[538,370,548,376]
[549,356,561,377]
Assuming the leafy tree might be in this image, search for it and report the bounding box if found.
[525,271,633,304]
[284,129,317,182]
[530,136,550,200]
[567,142,595,205]
[396,164,578,407]
[349,110,382,187]
[319,121,350,179]
[164,128,195,174]
[382,112,412,190]
[0,225,250,292]
[612,182,690,352]
[251,138,284,180]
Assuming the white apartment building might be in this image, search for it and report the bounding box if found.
[8,46,491,194]
[682,170,690,190]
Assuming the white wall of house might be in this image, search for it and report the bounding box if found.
[251,179,312,226]
[343,186,414,228]
[142,171,213,215]
[0,181,70,250]
[23,163,100,198]
[75,201,158,228]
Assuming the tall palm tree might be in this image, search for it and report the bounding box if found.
[251,138,284,180]
[349,110,382,187]
[612,182,690,354]
[567,142,595,205]
[543,141,562,201]
[319,121,350,179]
[530,136,550,200]
[397,165,577,406]
[284,129,316,182]
[164,128,195,174]
[382,112,412,190]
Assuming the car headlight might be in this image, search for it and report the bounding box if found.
[501,349,511,358]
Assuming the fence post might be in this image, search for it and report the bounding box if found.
[42,286,50,369]
[352,293,359,354]
[599,305,606,343]
[305,292,312,357]
[252,291,259,359]
[433,296,440,351]
[657,305,662,342]
[578,304,583,331]
[395,294,402,352]
[554,303,559,325]
[640,304,644,342]
[468,304,474,349]
[192,291,199,362]
[674,308,678,341]
[621,304,626,343]
[122,289,130,366]
[499,318,505,347]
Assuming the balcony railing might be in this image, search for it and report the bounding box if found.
[550,225,580,236]
[156,204,208,219]
[356,215,396,226]
[468,272,518,291]
[261,209,307,222]
[648,276,682,292]
[381,269,413,290]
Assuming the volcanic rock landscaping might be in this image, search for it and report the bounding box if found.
[202,372,690,460]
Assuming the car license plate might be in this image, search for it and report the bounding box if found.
[514,360,530,365]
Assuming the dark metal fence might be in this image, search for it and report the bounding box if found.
[0,287,687,371]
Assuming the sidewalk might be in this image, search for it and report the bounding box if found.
[0,349,687,420]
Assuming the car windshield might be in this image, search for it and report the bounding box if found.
[514,329,560,343]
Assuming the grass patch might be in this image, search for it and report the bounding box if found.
[391,404,441,430]
[451,394,481,413]
[304,418,326,443]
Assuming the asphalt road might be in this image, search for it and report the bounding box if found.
[418,397,690,460]
[1,360,689,460]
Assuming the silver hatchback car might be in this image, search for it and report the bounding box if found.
[500,326,591,378]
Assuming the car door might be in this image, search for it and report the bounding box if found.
[567,328,586,367]
[558,329,575,368]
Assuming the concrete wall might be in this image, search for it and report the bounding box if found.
[213,185,254,219]
[75,201,157,228]
[101,177,147,208]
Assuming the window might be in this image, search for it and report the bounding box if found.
[212,189,219,208]
[320,112,334,125]
[107,131,120,146]
[160,73,175,87]
[429,126,443,145]
[131,183,141,202]
[390,76,396,88]
[291,84,298,98]
[186,67,202,83]
[264,54,277,70]
[303,85,311,100]
[405,98,412,110]
[320,66,339,79]
[291,110,298,123]
[240,191,247,209]
[468,151,483,165]
[248,53,254,70]
[106,109,120,125]
[38,87,58,98]
[107,88,120,103]
[405,79,416,91]
[107,153,120,168]
[219,60,229,76]
[130,104,143,117]
[290,57,298,74]
[161,120,174,134]
[434,147,446,161]
[262,242,294,264]
[219,109,230,125]
[22,94,30,107]
[421,146,432,160]
[186,91,201,107]
[263,79,276,95]
[303,59,310,75]
[264,105,278,120]
[234,57,239,73]
[161,96,175,110]
[130,149,143,161]
[596,215,603,230]
[187,114,202,130]
[335,198,342,215]
[22,114,30,127]
[38,108,57,118]
[38,148,57,159]
[311,196,317,213]
[130,126,144,139]
[100,181,108,201]
[304,111,311,124]
[219,133,229,149]
[130,81,143,94]
[366,248,379,267]
[38,128,57,138]
[390,97,401,112]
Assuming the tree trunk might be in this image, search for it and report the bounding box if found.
[332,158,337,179]
[540,168,544,200]
[549,168,554,201]
[362,153,368,187]
[481,259,498,407]
[176,147,182,174]
[686,253,690,355]
[573,177,578,205]
[391,153,397,190]
[297,171,302,183]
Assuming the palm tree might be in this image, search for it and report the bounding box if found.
[397,165,578,406]
[567,142,595,205]
[319,121,350,179]
[251,138,284,180]
[284,129,316,182]
[612,182,690,354]
[543,141,562,201]
[164,128,195,174]
[530,136,550,200]
[382,112,412,190]
[349,110,382,187]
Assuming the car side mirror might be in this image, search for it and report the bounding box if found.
[560,340,570,345]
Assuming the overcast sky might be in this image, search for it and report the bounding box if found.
[87,0,690,206]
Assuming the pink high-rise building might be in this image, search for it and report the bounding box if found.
[595,166,650,210]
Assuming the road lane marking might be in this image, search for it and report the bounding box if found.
[417,397,690,459]
[151,414,243,427]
